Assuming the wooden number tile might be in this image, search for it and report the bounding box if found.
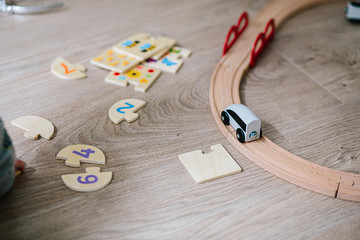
[62,167,112,192]
[51,57,87,80]
[108,99,146,124]
[56,144,106,167]
[11,116,55,140]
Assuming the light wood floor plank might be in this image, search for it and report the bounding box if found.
[1,0,359,239]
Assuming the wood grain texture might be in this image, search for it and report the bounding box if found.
[1,0,360,239]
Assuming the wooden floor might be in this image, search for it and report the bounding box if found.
[1,0,360,239]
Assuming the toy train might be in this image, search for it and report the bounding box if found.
[221,104,262,143]
[346,1,360,21]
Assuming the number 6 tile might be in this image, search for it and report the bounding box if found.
[61,167,112,192]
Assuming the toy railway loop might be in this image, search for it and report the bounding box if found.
[210,0,360,202]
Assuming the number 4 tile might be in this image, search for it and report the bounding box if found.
[56,144,106,167]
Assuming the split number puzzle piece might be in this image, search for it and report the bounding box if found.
[51,57,87,80]
[113,33,171,61]
[62,167,112,192]
[90,49,140,73]
[56,144,106,167]
[11,116,55,140]
[108,99,146,124]
[144,47,192,74]
[178,144,242,183]
[105,64,161,92]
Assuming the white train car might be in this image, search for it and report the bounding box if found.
[221,104,262,143]
[346,1,360,21]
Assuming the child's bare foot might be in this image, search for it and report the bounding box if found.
[14,159,25,176]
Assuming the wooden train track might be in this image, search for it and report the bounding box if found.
[210,0,360,202]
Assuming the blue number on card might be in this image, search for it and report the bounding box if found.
[72,148,95,158]
[116,102,135,114]
[77,175,98,184]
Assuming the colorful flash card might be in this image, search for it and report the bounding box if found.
[108,99,146,124]
[62,167,112,192]
[144,46,192,73]
[113,33,169,61]
[11,116,55,140]
[151,36,176,60]
[178,144,242,183]
[51,57,87,80]
[169,46,192,59]
[90,49,140,73]
[105,64,161,92]
[144,53,183,74]
[56,144,106,167]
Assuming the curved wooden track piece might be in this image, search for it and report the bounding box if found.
[210,0,360,202]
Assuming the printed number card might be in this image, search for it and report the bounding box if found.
[105,64,161,92]
[62,167,112,192]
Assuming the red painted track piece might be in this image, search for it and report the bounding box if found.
[223,12,249,56]
[249,18,275,68]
